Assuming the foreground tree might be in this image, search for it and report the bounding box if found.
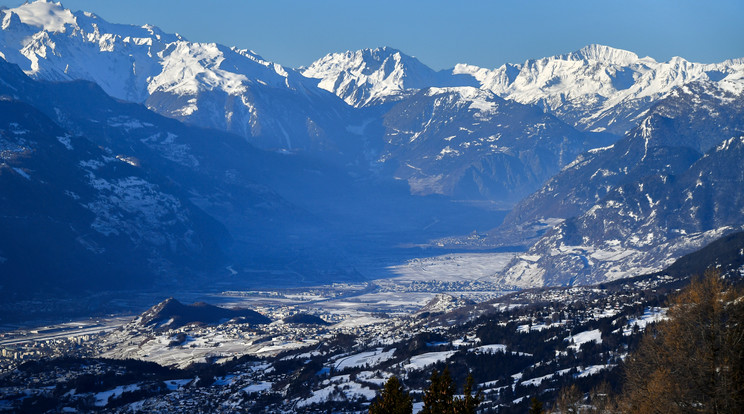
[421,367,455,414]
[621,270,744,413]
[528,396,544,414]
[587,381,618,413]
[421,367,482,414]
[453,373,483,414]
[369,375,413,414]
[554,384,582,413]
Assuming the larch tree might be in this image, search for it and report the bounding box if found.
[620,270,744,413]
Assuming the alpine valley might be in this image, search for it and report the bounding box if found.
[0,1,743,413]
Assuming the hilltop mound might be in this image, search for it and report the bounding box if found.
[138,298,271,328]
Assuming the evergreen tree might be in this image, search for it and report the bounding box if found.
[369,375,413,414]
[453,373,482,414]
[422,368,482,414]
[421,367,455,414]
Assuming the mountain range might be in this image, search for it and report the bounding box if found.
[0,0,743,308]
[305,44,744,135]
[3,2,743,201]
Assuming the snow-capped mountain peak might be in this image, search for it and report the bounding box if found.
[567,44,644,65]
[303,46,419,81]
[5,0,75,33]
[0,0,359,152]
[301,46,431,106]
[306,43,743,136]
[302,46,476,107]
[423,86,502,114]
[454,44,744,135]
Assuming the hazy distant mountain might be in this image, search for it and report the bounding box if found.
[378,86,608,202]
[4,1,743,205]
[0,54,335,267]
[0,56,375,303]
[0,97,228,298]
[303,48,614,202]
[302,45,743,202]
[1,0,743,300]
[0,56,509,305]
[5,1,743,152]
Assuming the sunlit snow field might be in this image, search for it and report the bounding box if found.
[386,252,517,282]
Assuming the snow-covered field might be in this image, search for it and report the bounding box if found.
[211,252,519,319]
[623,307,667,335]
[95,384,141,407]
[404,351,457,371]
[386,253,517,283]
[319,252,518,313]
[333,348,396,371]
[296,375,377,408]
[565,329,602,351]
[99,326,322,369]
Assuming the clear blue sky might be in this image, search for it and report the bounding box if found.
[1,0,742,70]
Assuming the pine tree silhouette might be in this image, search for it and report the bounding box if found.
[369,375,412,414]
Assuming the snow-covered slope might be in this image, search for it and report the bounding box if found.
[457,44,744,135]
[5,2,742,170]
[301,47,476,107]
[0,56,368,300]
[500,80,744,232]
[379,86,606,202]
[0,1,357,152]
[0,96,229,295]
[501,135,744,288]
[496,82,744,287]
[0,0,180,102]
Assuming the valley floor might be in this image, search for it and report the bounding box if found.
[0,252,518,369]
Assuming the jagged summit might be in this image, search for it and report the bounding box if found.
[0,0,358,152]
[5,0,75,33]
[3,0,180,41]
[451,44,744,135]
[4,1,743,145]
[304,43,743,135]
[302,46,444,107]
[302,46,427,79]
[565,44,644,65]
[336,46,409,63]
